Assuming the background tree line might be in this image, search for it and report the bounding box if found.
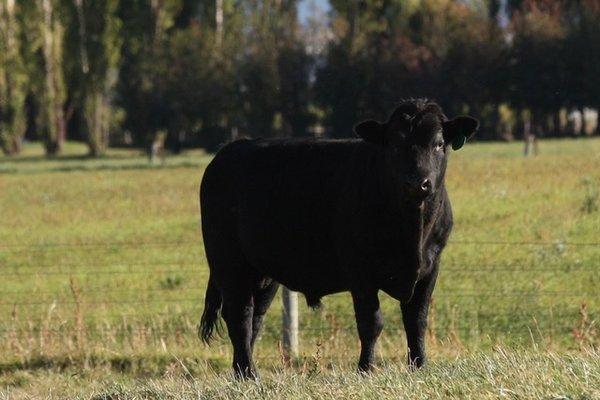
[0,0,599,157]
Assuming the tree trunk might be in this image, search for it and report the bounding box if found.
[75,0,120,156]
[74,0,89,73]
[148,130,166,164]
[514,108,524,140]
[165,129,184,154]
[5,135,23,155]
[215,0,223,48]
[85,90,110,156]
[594,107,600,136]
[544,112,553,138]
[41,0,66,155]
[523,110,538,156]
[554,109,567,137]
[489,104,501,140]
[580,107,589,136]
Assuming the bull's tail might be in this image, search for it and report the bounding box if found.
[199,275,223,344]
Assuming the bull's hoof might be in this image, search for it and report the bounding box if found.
[357,362,376,374]
[407,356,426,370]
[233,366,259,380]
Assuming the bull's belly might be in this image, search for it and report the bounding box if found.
[238,226,349,296]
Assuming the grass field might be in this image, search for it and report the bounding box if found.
[1,139,599,398]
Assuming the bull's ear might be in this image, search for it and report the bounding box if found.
[354,120,385,145]
[442,116,479,150]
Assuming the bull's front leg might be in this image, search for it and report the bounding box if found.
[400,265,438,368]
[351,288,384,372]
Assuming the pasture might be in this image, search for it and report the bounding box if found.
[0,138,599,398]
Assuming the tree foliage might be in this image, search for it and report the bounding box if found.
[0,0,598,156]
[0,0,28,154]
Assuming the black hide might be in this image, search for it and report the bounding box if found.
[199,99,478,378]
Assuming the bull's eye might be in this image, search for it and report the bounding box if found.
[435,141,444,151]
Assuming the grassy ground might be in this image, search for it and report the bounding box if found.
[1,349,599,399]
[0,139,599,397]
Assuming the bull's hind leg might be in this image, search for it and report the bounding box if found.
[351,289,384,372]
[251,280,279,349]
[221,286,256,379]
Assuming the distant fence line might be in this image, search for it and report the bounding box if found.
[0,285,598,297]
[0,309,586,319]
[0,291,598,306]
[0,324,585,335]
[1,239,600,249]
[2,264,599,273]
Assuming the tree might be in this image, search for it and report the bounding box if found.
[238,0,313,138]
[563,0,600,135]
[0,0,28,155]
[509,0,568,139]
[67,0,122,156]
[116,0,182,160]
[277,42,313,137]
[436,2,509,138]
[315,0,436,137]
[39,0,67,155]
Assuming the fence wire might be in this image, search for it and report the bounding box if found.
[1,239,599,249]
[0,240,597,349]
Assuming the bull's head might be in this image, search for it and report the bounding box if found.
[355,100,479,204]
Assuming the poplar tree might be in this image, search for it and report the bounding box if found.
[0,0,27,154]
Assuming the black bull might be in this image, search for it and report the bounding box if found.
[198,100,479,378]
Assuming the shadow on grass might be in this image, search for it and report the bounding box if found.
[0,353,228,376]
[0,153,142,164]
[0,160,206,174]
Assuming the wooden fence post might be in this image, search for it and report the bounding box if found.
[282,287,298,359]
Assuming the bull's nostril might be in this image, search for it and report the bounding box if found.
[421,179,432,191]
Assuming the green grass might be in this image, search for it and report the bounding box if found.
[1,349,599,399]
[0,139,599,397]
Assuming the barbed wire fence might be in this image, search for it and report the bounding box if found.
[0,240,598,360]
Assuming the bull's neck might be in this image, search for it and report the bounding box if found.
[379,165,445,242]
[421,186,446,239]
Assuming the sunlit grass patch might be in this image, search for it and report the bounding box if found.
[0,138,598,384]
[1,349,599,399]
